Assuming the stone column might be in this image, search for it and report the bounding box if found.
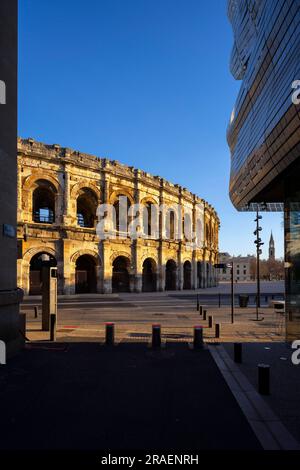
[17,161,22,221]
[178,242,183,290]
[63,162,72,225]
[192,258,197,289]
[158,179,164,291]
[132,171,142,292]
[63,239,73,294]
[0,0,23,357]
[102,240,112,294]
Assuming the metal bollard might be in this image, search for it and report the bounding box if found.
[215,323,220,338]
[152,324,161,348]
[19,313,26,347]
[34,306,38,318]
[218,293,221,308]
[208,315,213,328]
[193,326,203,349]
[258,364,270,395]
[105,322,115,346]
[234,342,242,363]
[50,313,57,341]
[199,305,203,316]
[196,294,199,311]
[203,309,207,320]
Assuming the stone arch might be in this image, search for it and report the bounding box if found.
[140,198,158,238]
[112,255,131,293]
[142,257,157,292]
[76,187,99,228]
[70,181,100,200]
[165,259,177,291]
[183,260,192,290]
[23,248,58,296]
[23,174,61,224]
[70,249,101,266]
[23,246,57,263]
[23,173,60,193]
[68,250,101,295]
[109,189,134,205]
[140,196,159,206]
[110,251,131,264]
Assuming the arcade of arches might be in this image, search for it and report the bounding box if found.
[17,138,220,295]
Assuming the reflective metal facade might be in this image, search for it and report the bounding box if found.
[227,0,300,209]
[227,0,300,341]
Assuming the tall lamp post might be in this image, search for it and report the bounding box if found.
[254,208,264,321]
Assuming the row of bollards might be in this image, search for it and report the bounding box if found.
[198,304,221,339]
[233,342,270,395]
[103,322,205,350]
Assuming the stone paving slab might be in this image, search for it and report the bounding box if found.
[222,342,300,445]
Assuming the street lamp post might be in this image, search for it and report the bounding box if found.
[254,208,264,321]
[230,262,234,324]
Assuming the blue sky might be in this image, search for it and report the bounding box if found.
[18,0,284,259]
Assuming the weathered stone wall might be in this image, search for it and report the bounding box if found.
[17,138,220,295]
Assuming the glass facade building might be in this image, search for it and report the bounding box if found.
[227,0,300,341]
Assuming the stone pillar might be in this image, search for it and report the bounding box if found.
[0,1,23,357]
[132,240,142,293]
[62,239,73,294]
[102,241,112,294]
[158,180,164,291]
[63,163,72,225]
[178,243,183,290]
[192,258,197,289]
[202,261,207,288]
[17,162,22,221]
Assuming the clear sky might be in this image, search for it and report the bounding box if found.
[18,0,284,259]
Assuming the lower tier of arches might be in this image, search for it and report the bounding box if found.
[18,245,218,295]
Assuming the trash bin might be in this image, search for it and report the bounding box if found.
[239,294,249,308]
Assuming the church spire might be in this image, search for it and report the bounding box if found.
[269,231,275,260]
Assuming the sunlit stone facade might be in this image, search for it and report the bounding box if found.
[17,138,219,295]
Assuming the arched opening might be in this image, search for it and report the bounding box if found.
[142,258,157,292]
[29,252,57,295]
[183,213,192,242]
[112,256,130,292]
[113,195,131,234]
[183,260,192,290]
[75,255,97,293]
[197,261,202,288]
[32,180,56,224]
[166,209,176,240]
[77,188,98,228]
[143,203,152,237]
[165,259,177,291]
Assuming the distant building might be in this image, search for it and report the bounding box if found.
[268,232,275,261]
[218,252,254,282]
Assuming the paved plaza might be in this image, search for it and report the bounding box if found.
[0,281,298,452]
[21,282,285,343]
